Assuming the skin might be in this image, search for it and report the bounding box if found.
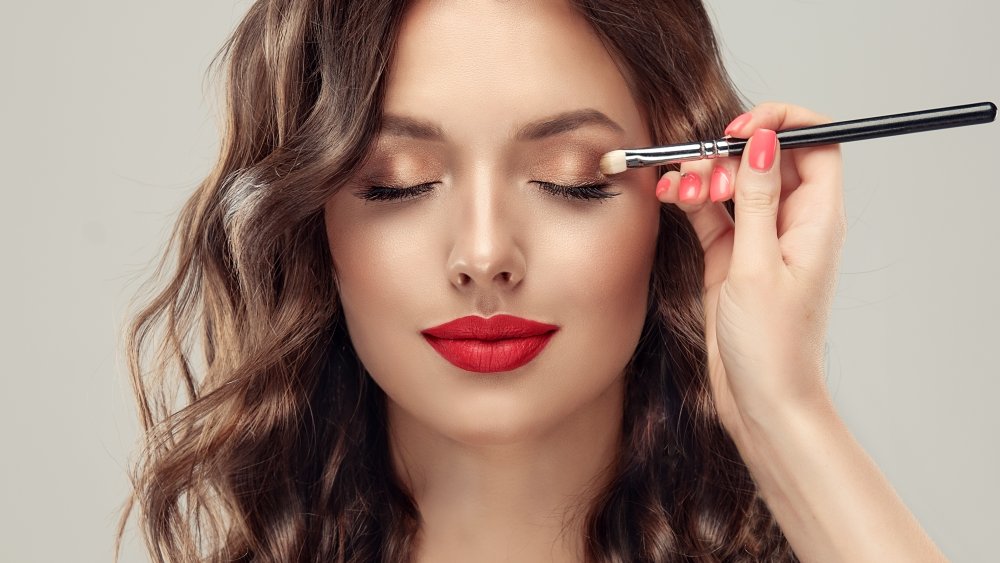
[325,0,949,561]
[663,111,948,561]
[324,0,658,560]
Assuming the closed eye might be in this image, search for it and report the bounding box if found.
[354,181,619,202]
[531,181,619,201]
[354,182,439,202]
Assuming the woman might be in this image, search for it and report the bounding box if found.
[117,0,948,561]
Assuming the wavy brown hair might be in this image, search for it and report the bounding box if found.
[116,0,798,561]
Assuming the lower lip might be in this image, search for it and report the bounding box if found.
[422,332,556,373]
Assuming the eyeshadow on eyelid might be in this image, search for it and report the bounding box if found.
[526,150,607,179]
[362,138,615,181]
[361,150,444,177]
[531,139,611,160]
[528,155,600,173]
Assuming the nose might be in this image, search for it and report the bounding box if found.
[445,184,526,292]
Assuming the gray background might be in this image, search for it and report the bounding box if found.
[1,1,996,561]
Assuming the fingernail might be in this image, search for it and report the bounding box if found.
[679,173,701,203]
[748,128,777,172]
[709,166,730,202]
[655,175,671,198]
[724,112,752,136]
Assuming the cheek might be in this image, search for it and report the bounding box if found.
[323,199,430,336]
[541,216,654,315]
[538,188,660,366]
[323,199,439,425]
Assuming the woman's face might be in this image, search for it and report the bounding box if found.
[324,0,660,445]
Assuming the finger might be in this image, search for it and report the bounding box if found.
[673,159,716,213]
[726,102,825,186]
[709,160,737,204]
[724,102,834,138]
[656,160,737,263]
[654,169,682,203]
[730,128,783,274]
[724,103,844,247]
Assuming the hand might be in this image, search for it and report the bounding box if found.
[654,102,847,441]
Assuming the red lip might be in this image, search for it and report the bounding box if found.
[421,314,559,373]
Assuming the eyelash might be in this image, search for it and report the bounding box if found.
[355,181,620,202]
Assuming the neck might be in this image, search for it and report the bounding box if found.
[387,377,624,563]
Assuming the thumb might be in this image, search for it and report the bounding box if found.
[731,128,782,272]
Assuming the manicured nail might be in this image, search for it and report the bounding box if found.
[655,175,671,198]
[724,112,753,136]
[679,173,701,203]
[709,166,731,202]
[748,128,777,172]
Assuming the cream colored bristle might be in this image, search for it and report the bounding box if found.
[599,150,627,175]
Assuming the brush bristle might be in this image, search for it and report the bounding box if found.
[599,150,627,175]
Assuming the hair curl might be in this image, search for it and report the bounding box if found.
[117,0,798,561]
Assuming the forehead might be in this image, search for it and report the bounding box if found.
[384,0,647,145]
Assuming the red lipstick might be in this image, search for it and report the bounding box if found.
[421,314,559,373]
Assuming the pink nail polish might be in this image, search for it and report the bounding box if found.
[679,173,701,203]
[724,112,752,136]
[748,129,777,172]
[656,175,671,198]
[709,166,730,202]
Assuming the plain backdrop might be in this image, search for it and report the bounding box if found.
[1,1,997,561]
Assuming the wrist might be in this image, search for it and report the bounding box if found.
[724,382,949,562]
[727,383,841,488]
[734,373,837,444]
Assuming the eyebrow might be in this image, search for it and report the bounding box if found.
[379,108,624,141]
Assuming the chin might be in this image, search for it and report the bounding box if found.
[434,393,555,446]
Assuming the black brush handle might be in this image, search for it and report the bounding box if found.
[724,101,997,155]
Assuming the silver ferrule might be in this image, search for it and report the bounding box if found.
[624,137,732,168]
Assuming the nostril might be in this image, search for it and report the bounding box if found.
[453,270,516,287]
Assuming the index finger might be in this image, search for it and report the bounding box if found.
[728,101,840,183]
[726,101,834,136]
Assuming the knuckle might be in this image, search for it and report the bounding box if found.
[816,112,834,125]
[736,188,778,213]
[755,100,782,112]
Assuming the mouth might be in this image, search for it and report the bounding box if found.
[421,314,559,373]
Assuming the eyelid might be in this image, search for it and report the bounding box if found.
[353,181,439,202]
[532,180,620,201]
[352,179,620,202]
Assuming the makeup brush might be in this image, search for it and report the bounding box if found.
[599,101,997,175]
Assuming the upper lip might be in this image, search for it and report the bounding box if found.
[421,314,559,341]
